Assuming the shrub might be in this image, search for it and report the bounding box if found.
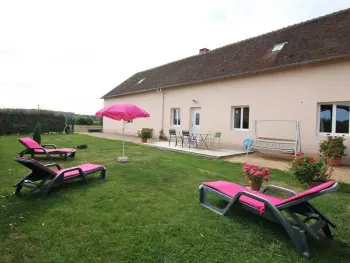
[288,153,333,184]
[0,108,72,135]
[242,163,270,183]
[159,129,168,140]
[32,122,41,144]
[138,128,153,139]
[75,116,94,125]
[319,135,347,160]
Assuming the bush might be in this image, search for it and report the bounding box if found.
[159,129,168,140]
[32,122,41,144]
[319,135,347,160]
[0,108,70,135]
[75,115,94,125]
[288,153,333,184]
[138,128,153,139]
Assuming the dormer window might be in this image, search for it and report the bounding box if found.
[272,42,288,52]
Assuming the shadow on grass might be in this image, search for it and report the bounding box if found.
[338,182,350,194]
[218,201,350,262]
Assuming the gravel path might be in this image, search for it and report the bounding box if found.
[225,153,350,184]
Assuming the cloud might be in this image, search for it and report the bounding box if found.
[0,0,349,114]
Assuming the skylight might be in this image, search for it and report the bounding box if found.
[137,78,145,84]
[272,42,288,52]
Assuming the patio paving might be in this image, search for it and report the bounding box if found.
[144,141,247,159]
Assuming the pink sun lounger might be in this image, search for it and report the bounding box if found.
[18,137,76,160]
[14,157,106,196]
[199,180,338,258]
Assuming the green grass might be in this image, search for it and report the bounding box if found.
[0,134,349,263]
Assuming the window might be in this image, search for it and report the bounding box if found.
[126,120,133,124]
[172,108,181,126]
[319,103,350,135]
[195,113,200,125]
[232,107,249,130]
[272,42,287,52]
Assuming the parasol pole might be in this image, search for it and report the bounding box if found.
[122,120,125,157]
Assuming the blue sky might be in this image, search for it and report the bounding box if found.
[0,0,349,114]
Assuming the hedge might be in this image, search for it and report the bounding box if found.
[0,109,74,135]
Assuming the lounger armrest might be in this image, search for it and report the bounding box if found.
[56,167,84,176]
[236,191,275,206]
[45,163,62,170]
[41,144,57,149]
[260,185,297,197]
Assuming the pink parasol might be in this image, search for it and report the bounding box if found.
[96,103,150,160]
[96,103,150,121]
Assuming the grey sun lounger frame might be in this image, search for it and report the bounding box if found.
[14,157,106,197]
[199,182,339,258]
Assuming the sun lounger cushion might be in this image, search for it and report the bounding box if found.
[276,181,335,205]
[53,164,103,178]
[202,180,335,214]
[203,181,282,214]
[34,148,75,153]
[19,137,42,148]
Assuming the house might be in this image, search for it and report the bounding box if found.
[101,9,350,163]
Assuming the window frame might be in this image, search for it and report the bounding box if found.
[231,106,250,131]
[126,120,133,124]
[317,103,350,136]
[172,108,181,126]
[272,42,287,52]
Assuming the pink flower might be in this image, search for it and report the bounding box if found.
[250,170,255,176]
[254,171,263,176]
[243,168,248,173]
[264,175,269,181]
[257,166,262,170]
[263,168,270,175]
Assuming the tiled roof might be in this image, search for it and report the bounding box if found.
[102,8,350,99]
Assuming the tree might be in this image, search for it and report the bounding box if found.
[33,122,41,144]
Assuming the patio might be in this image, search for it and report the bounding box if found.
[144,141,247,159]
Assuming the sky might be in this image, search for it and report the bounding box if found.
[0,0,349,115]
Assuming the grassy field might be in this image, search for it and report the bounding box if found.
[0,134,349,263]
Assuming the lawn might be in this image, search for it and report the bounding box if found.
[0,134,349,263]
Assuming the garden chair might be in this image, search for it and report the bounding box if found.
[199,180,339,258]
[168,129,179,146]
[181,130,197,149]
[14,157,106,197]
[211,132,222,148]
[206,131,221,148]
[18,137,76,160]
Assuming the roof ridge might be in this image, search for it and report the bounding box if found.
[136,7,350,75]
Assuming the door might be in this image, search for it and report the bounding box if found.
[191,108,201,134]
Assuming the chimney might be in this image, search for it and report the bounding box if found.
[199,48,209,54]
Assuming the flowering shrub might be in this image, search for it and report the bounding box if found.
[242,163,270,183]
[319,135,347,160]
[138,128,153,139]
[288,153,333,184]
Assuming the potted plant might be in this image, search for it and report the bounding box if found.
[138,128,153,143]
[242,163,270,191]
[288,153,333,188]
[319,135,347,166]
